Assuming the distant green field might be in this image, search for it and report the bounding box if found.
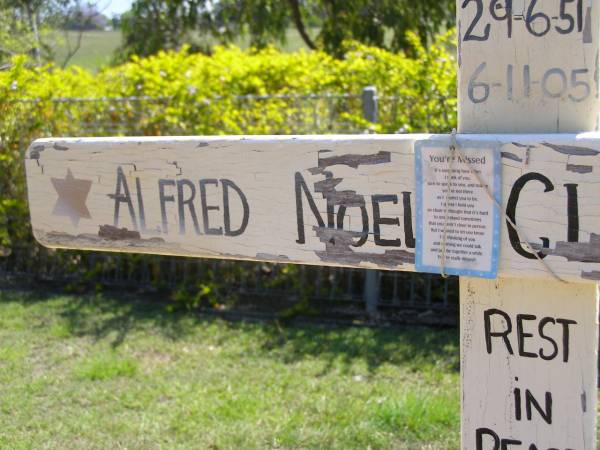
[53,30,123,71]
[53,29,315,72]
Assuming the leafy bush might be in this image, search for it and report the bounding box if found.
[0,32,457,305]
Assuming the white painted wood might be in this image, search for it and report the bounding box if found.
[458,0,600,449]
[25,133,600,282]
[461,279,598,449]
[458,0,600,133]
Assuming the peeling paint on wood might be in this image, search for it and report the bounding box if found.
[38,230,167,249]
[458,1,599,449]
[317,151,391,169]
[582,271,600,281]
[460,278,599,450]
[255,253,290,261]
[98,225,141,240]
[313,226,415,268]
[29,145,45,160]
[24,134,600,281]
[501,151,522,163]
[542,142,600,157]
[546,234,600,263]
[566,163,593,174]
[458,0,600,134]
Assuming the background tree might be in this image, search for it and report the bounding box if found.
[118,0,455,59]
[313,0,455,55]
[0,4,37,66]
[60,1,108,67]
[209,0,293,49]
[0,0,104,67]
[1,0,48,65]
[116,0,209,61]
[63,3,107,31]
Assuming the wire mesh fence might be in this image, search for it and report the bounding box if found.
[2,87,458,324]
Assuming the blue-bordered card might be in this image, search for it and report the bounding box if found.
[414,138,501,279]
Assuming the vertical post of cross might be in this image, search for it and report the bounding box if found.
[458,2,599,449]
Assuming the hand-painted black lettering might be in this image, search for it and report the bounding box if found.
[490,0,512,38]
[569,68,590,102]
[500,439,522,450]
[538,317,559,361]
[556,0,576,34]
[336,205,369,247]
[372,195,401,247]
[402,192,416,249]
[462,0,491,41]
[542,68,568,99]
[469,62,490,104]
[526,0,551,37]
[476,428,500,450]
[222,179,250,237]
[556,318,577,363]
[506,64,514,100]
[564,184,580,242]
[525,390,553,425]
[514,386,522,421]
[523,65,531,98]
[176,179,200,235]
[199,179,223,236]
[111,166,138,231]
[158,179,175,234]
[135,177,147,232]
[484,309,514,355]
[506,173,554,260]
[325,181,336,230]
[517,314,538,358]
[295,172,325,244]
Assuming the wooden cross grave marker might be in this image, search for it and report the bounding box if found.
[25,1,600,448]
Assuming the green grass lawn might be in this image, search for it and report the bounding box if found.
[0,288,460,449]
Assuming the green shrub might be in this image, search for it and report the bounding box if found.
[0,33,457,303]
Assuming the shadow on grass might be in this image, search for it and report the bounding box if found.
[268,325,459,375]
[0,286,460,374]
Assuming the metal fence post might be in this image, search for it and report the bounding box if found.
[362,86,380,315]
[364,269,380,316]
[361,86,378,124]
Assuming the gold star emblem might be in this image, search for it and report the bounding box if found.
[51,169,92,226]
